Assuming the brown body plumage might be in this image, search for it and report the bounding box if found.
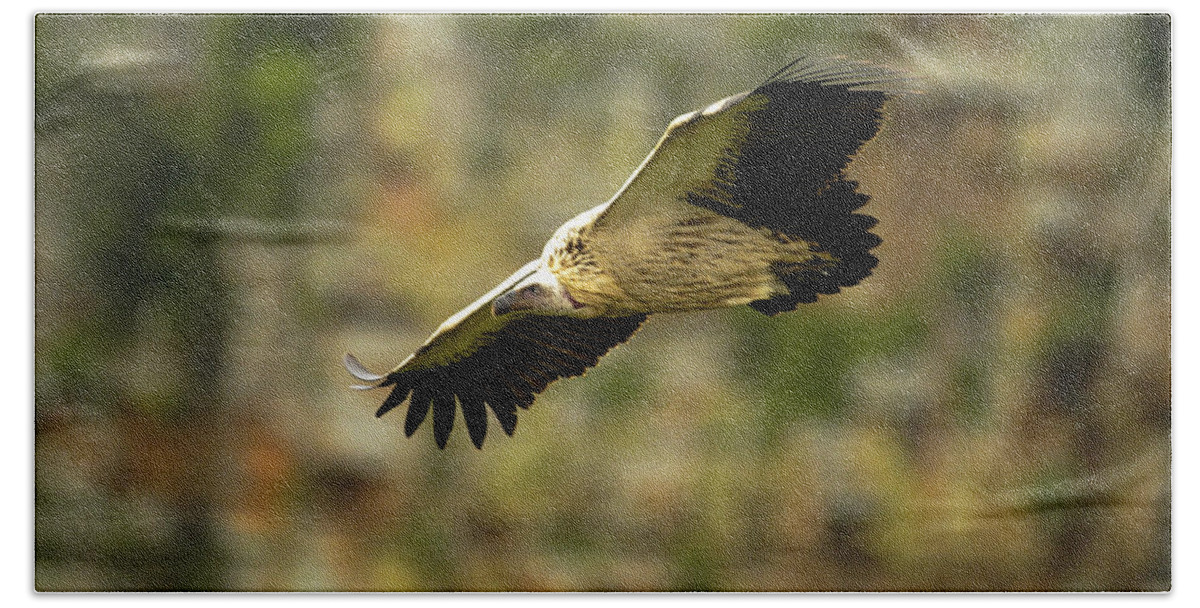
[548,202,833,315]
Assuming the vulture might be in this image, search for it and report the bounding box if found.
[346,56,903,449]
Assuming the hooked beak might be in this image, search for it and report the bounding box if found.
[490,269,582,317]
[491,291,517,316]
[492,288,539,316]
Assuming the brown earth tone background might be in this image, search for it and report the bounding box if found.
[35,14,1170,591]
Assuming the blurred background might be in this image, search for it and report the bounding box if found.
[34,14,1170,591]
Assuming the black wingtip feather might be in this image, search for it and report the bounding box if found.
[376,382,411,417]
[460,395,488,449]
[432,394,456,449]
[766,56,914,94]
[404,388,432,436]
[758,55,810,88]
[490,399,518,436]
[371,314,647,448]
[687,60,896,317]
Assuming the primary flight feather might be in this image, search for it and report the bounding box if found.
[346,56,903,449]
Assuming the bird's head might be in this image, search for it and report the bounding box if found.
[492,267,590,317]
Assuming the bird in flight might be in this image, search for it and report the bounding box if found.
[346,56,902,449]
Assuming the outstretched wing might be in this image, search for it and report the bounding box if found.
[597,57,903,314]
[346,260,646,449]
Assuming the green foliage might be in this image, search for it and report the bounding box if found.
[732,301,929,429]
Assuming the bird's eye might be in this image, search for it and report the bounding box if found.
[525,285,543,296]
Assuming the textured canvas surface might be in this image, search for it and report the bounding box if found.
[34,13,1170,591]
